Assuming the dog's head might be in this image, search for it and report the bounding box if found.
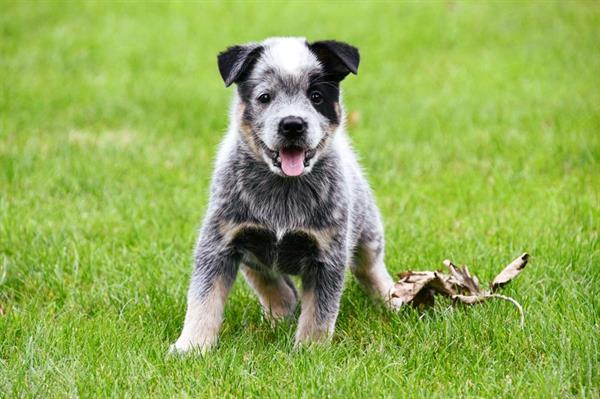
[217,37,359,177]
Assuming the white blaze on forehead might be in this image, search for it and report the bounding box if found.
[260,37,319,74]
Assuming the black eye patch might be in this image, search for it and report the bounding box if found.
[308,77,340,125]
[237,80,256,103]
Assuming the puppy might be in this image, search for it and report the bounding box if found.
[171,37,400,354]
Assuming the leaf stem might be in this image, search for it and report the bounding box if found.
[487,294,525,328]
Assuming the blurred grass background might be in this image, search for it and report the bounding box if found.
[1,1,598,397]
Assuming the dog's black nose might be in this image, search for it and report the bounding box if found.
[278,116,306,137]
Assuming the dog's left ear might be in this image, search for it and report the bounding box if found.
[309,40,360,81]
[217,43,264,87]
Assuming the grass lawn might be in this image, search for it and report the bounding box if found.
[1,1,598,397]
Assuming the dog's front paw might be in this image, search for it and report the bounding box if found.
[294,329,332,348]
[386,296,405,311]
[385,288,405,311]
[168,334,216,356]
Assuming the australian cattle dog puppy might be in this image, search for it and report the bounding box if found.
[171,37,400,354]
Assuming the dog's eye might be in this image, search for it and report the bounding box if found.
[310,91,323,105]
[257,93,271,104]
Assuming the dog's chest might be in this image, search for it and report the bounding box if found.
[228,225,327,275]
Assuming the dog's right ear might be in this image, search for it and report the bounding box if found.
[217,44,263,87]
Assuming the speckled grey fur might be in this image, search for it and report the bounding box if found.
[171,37,400,354]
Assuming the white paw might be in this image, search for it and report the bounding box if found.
[386,296,405,310]
[384,288,405,311]
[168,335,216,356]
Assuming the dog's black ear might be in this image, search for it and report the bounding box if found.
[217,44,263,87]
[309,40,360,81]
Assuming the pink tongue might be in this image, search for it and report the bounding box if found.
[279,148,305,176]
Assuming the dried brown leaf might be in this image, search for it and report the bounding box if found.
[428,272,456,296]
[392,271,458,307]
[443,260,483,295]
[491,252,529,292]
[392,253,530,327]
[392,271,438,304]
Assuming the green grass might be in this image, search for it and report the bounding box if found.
[1,1,598,397]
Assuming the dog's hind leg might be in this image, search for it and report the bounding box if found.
[350,222,401,309]
[242,265,298,322]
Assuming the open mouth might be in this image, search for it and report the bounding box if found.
[265,146,317,177]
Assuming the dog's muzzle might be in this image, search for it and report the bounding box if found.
[265,116,314,177]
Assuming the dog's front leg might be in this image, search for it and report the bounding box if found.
[295,255,346,346]
[170,229,238,355]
